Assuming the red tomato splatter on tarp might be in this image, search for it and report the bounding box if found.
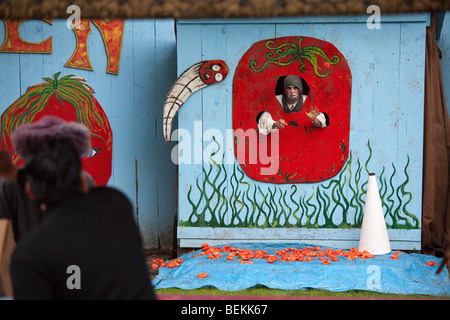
[232,36,352,183]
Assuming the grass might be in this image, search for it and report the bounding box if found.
[155,286,449,300]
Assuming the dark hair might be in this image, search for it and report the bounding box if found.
[23,138,82,208]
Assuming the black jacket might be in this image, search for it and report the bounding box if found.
[0,177,43,243]
[10,187,155,300]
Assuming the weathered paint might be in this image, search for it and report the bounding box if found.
[0,19,53,53]
[63,19,125,74]
[178,227,421,250]
[0,19,177,249]
[175,14,427,249]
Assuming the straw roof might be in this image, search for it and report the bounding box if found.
[0,0,449,19]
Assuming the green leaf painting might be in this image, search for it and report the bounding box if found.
[180,139,419,230]
[250,37,340,77]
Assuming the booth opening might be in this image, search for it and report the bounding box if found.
[275,75,310,96]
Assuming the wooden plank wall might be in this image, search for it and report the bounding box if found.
[438,12,450,115]
[175,14,428,249]
[0,19,178,249]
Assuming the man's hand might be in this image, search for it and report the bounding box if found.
[306,106,320,121]
[306,106,325,128]
[274,119,287,129]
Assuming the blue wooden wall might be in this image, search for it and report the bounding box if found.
[0,19,178,249]
[438,12,450,116]
[175,14,429,250]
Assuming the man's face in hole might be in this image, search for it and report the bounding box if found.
[285,85,300,103]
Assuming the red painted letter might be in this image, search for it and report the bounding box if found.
[0,19,52,53]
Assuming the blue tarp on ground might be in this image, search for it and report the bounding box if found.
[152,243,450,297]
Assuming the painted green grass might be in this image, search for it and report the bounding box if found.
[181,139,419,229]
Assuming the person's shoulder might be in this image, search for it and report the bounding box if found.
[89,186,132,207]
[0,177,18,190]
[90,186,127,197]
[0,177,25,200]
[0,177,8,192]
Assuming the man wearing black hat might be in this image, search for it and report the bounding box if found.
[257,75,329,135]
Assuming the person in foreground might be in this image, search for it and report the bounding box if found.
[9,138,155,300]
[0,115,95,243]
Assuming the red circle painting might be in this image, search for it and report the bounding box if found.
[1,72,112,186]
[233,36,352,183]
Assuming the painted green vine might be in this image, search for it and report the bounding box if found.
[180,139,420,229]
[250,37,340,77]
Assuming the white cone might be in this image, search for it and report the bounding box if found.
[358,173,391,255]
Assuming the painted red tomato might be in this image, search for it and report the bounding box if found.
[1,73,112,186]
[233,36,352,183]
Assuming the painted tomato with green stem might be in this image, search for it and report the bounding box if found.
[233,36,352,184]
[1,72,112,186]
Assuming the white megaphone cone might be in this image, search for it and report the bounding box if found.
[358,173,391,255]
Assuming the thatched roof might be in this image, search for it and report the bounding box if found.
[0,0,449,19]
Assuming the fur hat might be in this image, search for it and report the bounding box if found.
[11,115,91,157]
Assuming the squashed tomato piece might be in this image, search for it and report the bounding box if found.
[322,259,331,265]
[197,273,208,278]
[426,261,438,266]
